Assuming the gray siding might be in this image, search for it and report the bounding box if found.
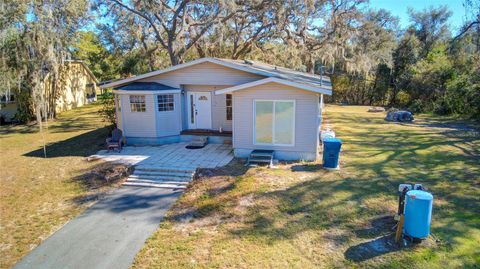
[120,94,156,137]
[233,82,319,159]
[183,85,232,131]
[154,93,182,136]
[140,62,264,87]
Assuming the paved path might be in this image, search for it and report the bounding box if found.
[14,187,182,269]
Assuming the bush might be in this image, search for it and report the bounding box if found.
[98,91,116,129]
[408,99,424,113]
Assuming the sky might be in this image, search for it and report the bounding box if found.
[369,0,468,32]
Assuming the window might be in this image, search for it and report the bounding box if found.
[254,100,295,146]
[157,94,174,111]
[115,94,121,111]
[190,95,194,124]
[130,95,146,112]
[226,94,232,120]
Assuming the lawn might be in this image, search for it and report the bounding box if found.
[0,104,128,269]
[132,105,479,268]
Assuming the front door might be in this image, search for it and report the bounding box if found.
[187,92,212,129]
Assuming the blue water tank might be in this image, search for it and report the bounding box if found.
[323,138,342,169]
[404,190,433,239]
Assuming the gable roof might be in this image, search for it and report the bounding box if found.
[65,60,99,84]
[100,57,331,95]
[215,77,331,95]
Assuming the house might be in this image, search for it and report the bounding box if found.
[100,58,332,161]
[0,60,98,123]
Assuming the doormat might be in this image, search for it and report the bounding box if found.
[186,145,206,149]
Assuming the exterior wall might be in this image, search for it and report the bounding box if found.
[53,62,97,113]
[232,82,320,161]
[154,93,182,136]
[140,62,264,88]
[183,85,232,131]
[120,94,157,137]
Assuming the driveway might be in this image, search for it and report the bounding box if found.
[14,187,182,269]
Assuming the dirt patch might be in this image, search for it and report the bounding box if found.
[70,161,132,206]
[74,161,132,188]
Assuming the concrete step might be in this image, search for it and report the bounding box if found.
[134,166,196,174]
[188,142,207,147]
[128,174,192,182]
[132,170,195,178]
[123,181,187,190]
[248,156,272,163]
[191,136,208,142]
[126,178,190,185]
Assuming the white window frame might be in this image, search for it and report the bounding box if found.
[253,99,296,147]
[157,94,175,112]
[226,94,232,121]
[129,95,146,112]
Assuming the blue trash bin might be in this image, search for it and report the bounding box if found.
[323,138,342,170]
[404,190,433,239]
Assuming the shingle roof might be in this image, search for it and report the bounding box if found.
[215,58,332,90]
[116,82,178,91]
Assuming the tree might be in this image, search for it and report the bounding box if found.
[103,0,241,66]
[391,29,421,106]
[193,0,282,60]
[280,0,368,73]
[408,6,452,57]
[1,0,89,155]
[451,0,480,47]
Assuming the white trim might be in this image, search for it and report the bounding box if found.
[101,58,274,89]
[253,99,296,147]
[215,77,332,95]
[113,89,181,95]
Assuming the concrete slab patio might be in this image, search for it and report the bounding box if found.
[14,187,182,269]
[90,142,234,170]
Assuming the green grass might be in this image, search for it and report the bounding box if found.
[0,104,124,269]
[131,105,479,269]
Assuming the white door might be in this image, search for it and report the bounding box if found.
[187,92,212,129]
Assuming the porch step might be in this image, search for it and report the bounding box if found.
[129,174,192,182]
[250,149,275,158]
[187,136,208,147]
[123,181,187,190]
[126,178,190,185]
[123,166,196,189]
[134,167,196,174]
[132,170,195,178]
[246,150,274,167]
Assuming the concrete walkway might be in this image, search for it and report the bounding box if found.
[14,187,182,269]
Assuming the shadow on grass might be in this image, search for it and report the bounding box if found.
[344,235,401,262]
[24,127,109,158]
